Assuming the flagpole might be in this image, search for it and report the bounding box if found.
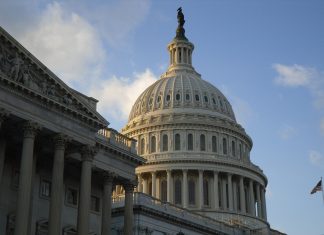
[321,177,324,205]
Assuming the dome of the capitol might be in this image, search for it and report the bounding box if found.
[122,8,269,231]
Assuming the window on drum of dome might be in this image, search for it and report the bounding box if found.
[175,134,181,151]
[223,138,227,155]
[186,94,190,101]
[176,93,181,101]
[161,180,167,202]
[212,136,217,152]
[231,141,236,157]
[203,179,209,206]
[174,179,182,205]
[200,134,206,151]
[204,96,208,103]
[166,94,171,101]
[140,138,145,155]
[188,179,196,205]
[187,133,193,151]
[195,94,200,101]
[151,136,156,153]
[162,134,168,151]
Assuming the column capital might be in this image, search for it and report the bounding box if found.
[198,169,203,174]
[53,133,70,150]
[124,182,136,193]
[80,145,98,161]
[103,172,116,183]
[23,121,41,138]
[182,169,188,173]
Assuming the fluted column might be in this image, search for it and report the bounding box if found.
[233,180,237,211]
[14,121,40,235]
[143,178,148,194]
[213,171,219,210]
[137,174,143,192]
[151,171,156,197]
[261,187,267,220]
[101,173,114,235]
[48,134,68,235]
[227,174,233,211]
[182,169,188,208]
[239,176,246,213]
[0,137,6,187]
[256,183,262,217]
[167,170,172,202]
[198,170,204,209]
[249,179,255,216]
[77,146,96,235]
[221,177,227,210]
[124,183,134,235]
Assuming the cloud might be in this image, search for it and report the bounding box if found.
[278,125,297,140]
[19,2,106,85]
[273,64,314,87]
[309,150,324,168]
[89,69,158,121]
[274,64,324,135]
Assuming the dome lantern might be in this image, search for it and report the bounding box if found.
[167,8,195,72]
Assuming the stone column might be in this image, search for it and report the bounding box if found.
[181,47,184,63]
[14,121,40,235]
[198,170,204,209]
[0,138,6,186]
[222,177,227,210]
[101,173,114,235]
[261,187,267,220]
[167,170,172,202]
[137,174,143,192]
[256,183,262,218]
[182,169,188,208]
[239,176,246,213]
[151,171,156,197]
[77,146,96,235]
[213,171,219,210]
[124,183,134,235]
[233,180,237,211]
[249,179,255,216]
[142,178,148,194]
[48,134,68,235]
[227,174,233,211]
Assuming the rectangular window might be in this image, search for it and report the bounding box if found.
[66,187,78,206]
[40,179,51,198]
[91,195,100,212]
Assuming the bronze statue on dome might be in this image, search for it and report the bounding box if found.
[175,7,188,41]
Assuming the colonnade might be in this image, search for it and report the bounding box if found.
[169,45,192,65]
[137,169,267,220]
[0,117,135,235]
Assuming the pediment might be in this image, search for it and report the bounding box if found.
[0,26,108,129]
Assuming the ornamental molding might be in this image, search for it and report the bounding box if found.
[0,27,108,129]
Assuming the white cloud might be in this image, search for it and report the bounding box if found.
[309,150,324,168]
[89,69,158,121]
[278,125,297,140]
[274,64,324,135]
[19,2,106,85]
[273,64,314,87]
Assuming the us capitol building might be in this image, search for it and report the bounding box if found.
[0,8,285,235]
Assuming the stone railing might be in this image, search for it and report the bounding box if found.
[97,128,137,153]
[112,192,269,235]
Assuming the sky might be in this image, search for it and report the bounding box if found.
[0,0,324,234]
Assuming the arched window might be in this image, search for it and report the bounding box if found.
[231,141,235,157]
[187,133,193,151]
[203,179,209,206]
[162,134,168,151]
[161,180,167,202]
[140,138,145,155]
[174,179,182,205]
[195,94,200,101]
[176,93,181,101]
[175,134,181,151]
[151,136,156,153]
[223,138,227,155]
[200,134,206,151]
[189,179,196,205]
[212,136,217,152]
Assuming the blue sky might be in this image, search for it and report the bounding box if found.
[1,0,324,234]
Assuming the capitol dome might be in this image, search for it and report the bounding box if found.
[122,8,269,231]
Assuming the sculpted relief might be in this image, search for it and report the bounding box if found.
[0,39,75,109]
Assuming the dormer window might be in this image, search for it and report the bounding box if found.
[186,94,190,100]
[195,94,200,101]
[166,94,171,101]
[204,96,208,103]
[157,96,161,103]
[176,93,181,101]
